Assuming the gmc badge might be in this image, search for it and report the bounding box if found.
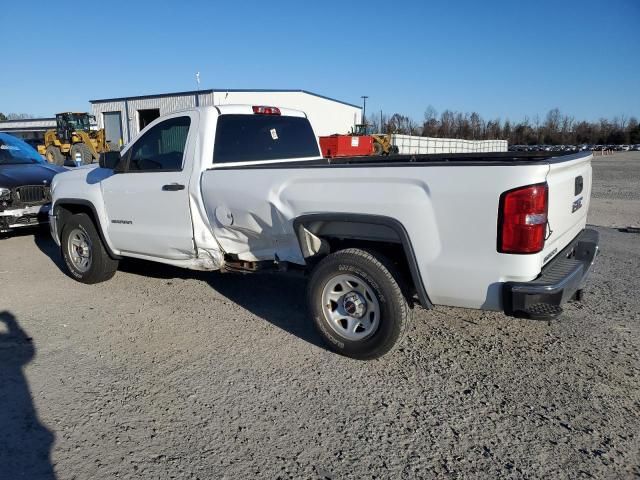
[572,197,583,213]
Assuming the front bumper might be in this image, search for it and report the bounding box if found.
[503,228,599,319]
[49,210,60,246]
[0,204,50,232]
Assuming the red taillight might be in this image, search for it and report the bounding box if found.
[498,182,548,254]
[252,105,281,115]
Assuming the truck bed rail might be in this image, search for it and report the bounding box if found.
[327,150,581,166]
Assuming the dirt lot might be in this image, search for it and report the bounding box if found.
[1,152,639,479]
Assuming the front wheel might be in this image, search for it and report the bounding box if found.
[307,248,411,360]
[45,145,65,166]
[60,213,119,284]
[70,143,94,165]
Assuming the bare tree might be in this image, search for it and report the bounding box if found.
[439,110,456,137]
[469,112,481,140]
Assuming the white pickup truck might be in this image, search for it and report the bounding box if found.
[49,105,598,359]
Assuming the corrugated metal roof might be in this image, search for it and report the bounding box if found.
[0,118,56,130]
[90,89,361,109]
[0,117,55,124]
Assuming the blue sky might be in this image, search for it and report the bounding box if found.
[1,0,638,122]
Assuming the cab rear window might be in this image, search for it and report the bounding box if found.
[213,114,320,164]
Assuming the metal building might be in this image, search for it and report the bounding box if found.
[90,89,362,149]
[0,118,56,141]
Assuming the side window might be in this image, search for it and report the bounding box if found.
[128,116,191,172]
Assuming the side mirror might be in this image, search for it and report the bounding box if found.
[98,151,122,171]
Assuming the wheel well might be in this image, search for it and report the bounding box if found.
[54,202,119,259]
[294,215,432,308]
[326,237,413,297]
[55,203,95,229]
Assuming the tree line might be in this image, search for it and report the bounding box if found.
[3,108,639,145]
[365,107,640,145]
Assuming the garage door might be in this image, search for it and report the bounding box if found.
[103,111,123,150]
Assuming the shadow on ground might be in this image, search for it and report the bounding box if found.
[32,228,66,271]
[119,258,326,350]
[0,226,67,272]
[29,231,325,350]
[0,311,56,479]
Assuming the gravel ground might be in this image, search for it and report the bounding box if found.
[1,153,639,479]
[588,151,640,228]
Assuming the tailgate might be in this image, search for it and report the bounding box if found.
[542,152,592,264]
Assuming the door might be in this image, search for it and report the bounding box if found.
[138,109,160,131]
[103,111,123,150]
[101,114,196,259]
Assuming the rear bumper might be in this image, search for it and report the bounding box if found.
[0,204,50,232]
[503,228,599,319]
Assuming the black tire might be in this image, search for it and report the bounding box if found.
[372,142,384,156]
[307,248,411,360]
[60,213,118,284]
[45,145,65,166]
[69,143,94,165]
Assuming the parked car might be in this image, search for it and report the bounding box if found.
[49,105,599,359]
[0,133,66,233]
[22,138,42,150]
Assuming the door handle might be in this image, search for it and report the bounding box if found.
[162,183,185,191]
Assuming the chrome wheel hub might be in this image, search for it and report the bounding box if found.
[321,273,380,341]
[67,228,92,273]
[343,291,366,318]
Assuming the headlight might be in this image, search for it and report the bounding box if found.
[0,187,10,201]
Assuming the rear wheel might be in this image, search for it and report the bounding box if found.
[70,143,94,165]
[45,145,65,166]
[307,248,411,360]
[372,142,384,156]
[61,213,118,284]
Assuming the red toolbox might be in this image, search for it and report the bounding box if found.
[319,135,373,158]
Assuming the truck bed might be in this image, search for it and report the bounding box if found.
[203,148,592,311]
[213,151,584,170]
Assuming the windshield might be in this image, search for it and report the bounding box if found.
[0,133,45,165]
[65,114,91,131]
[353,124,374,135]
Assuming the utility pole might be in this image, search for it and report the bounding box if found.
[195,71,201,107]
[361,95,368,125]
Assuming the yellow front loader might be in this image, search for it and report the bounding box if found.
[351,124,399,155]
[38,112,109,165]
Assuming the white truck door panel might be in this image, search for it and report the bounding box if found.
[102,114,196,259]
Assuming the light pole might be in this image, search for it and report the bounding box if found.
[361,95,368,126]
[195,71,201,107]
